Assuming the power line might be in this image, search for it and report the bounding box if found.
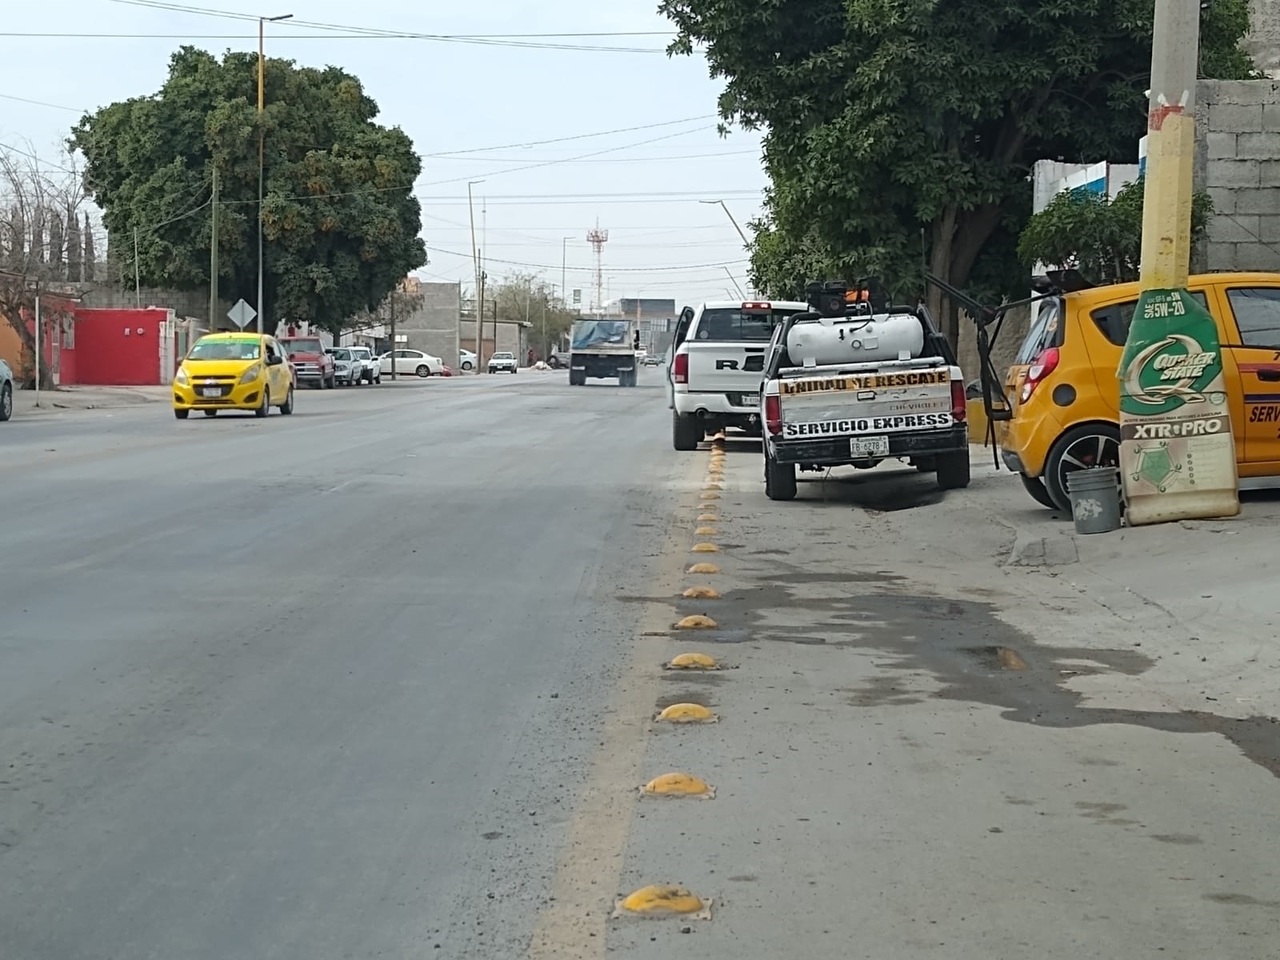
[423,116,714,157]
[427,149,757,164]
[428,246,748,273]
[105,0,670,53]
[0,92,81,113]
[0,30,674,40]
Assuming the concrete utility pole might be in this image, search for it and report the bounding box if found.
[1117,0,1240,524]
[468,179,484,371]
[701,199,753,296]
[257,13,292,336]
[389,287,396,381]
[209,164,219,333]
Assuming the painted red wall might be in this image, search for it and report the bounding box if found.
[72,308,169,385]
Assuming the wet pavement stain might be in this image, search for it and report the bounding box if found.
[659,671,727,686]
[1150,834,1203,845]
[1203,892,1280,907]
[686,571,1280,780]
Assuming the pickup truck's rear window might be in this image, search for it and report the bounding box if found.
[696,308,802,342]
[284,339,324,355]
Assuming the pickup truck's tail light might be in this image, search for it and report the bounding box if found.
[1020,347,1060,403]
[764,394,782,435]
[672,352,689,384]
[951,379,966,422]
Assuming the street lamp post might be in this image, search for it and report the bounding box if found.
[257,13,293,335]
[701,199,753,296]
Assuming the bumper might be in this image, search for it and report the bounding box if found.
[173,380,266,410]
[489,364,516,372]
[998,404,1065,477]
[769,425,969,465]
[673,390,759,417]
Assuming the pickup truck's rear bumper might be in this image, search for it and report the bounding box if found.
[770,425,968,465]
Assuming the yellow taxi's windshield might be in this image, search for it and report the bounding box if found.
[188,339,261,361]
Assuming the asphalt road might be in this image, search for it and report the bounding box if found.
[5,371,1280,959]
[0,371,696,960]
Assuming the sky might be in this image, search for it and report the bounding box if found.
[0,0,768,311]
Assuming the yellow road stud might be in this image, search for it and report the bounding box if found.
[674,614,717,629]
[640,772,715,798]
[655,702,717,723]
[613,884,711,919]
[667,652,718,669]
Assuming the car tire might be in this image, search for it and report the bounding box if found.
[764,449,797,500]
[1044,422,1122,513]
[416,365,430,378]
[462,361,473,371]
[280,385,294,415]
[936,450,971,490]
[174,408,189,420]
[255,388,271,418]
[1019,473,1057,509]
[0,381,12,421]
[672,411,701,451]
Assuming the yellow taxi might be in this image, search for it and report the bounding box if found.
[172,332,296,419]
[998,272,1280,512]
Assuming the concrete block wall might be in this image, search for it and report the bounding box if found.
[396,281,461,366]
[1193,79,1280,272]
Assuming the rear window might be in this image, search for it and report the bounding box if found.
[284,339,323,355]
[695,308,802,343]
[1014,298,1064,364]
[1090,290,1210,346]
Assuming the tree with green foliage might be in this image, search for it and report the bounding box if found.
[1018,178,1213,285]
[490,272,576,359]
[660,0,1255,343]
[71,46,427,335]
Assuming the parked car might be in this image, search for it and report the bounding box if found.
[488,351,518,374]
[0,357,12,422]
[172,332,295,419]
[642,353,663,367]
[996,270,1280,512]
[281,335,335,389]
[347,345,380,384]
[546,351,571,369]
[378,349,444,377]
[327,347,362,386]
[459,349,477,372]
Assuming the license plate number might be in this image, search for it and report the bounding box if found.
[741,393,758,406]
[851,436,889,456]
[201,387,221,398]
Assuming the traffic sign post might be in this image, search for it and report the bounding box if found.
[227,299,257,330]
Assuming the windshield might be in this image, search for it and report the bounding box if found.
[284,339,324,356]
[350,348,370,359]
[331,349,352,361]
[1014,298,1065,364]
[493,352,513,359]
[187,338,260,361]
[695,308,802,342]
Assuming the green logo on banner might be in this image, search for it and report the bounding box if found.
[1119,289,1225,417]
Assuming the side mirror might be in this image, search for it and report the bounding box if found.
[267,355,283,366]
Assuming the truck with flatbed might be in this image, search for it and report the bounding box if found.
[758,281,970,500]
[568,319,640,386]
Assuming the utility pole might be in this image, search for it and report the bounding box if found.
[468,179,484,371]
[701,199,754,296]
[133,227,141,307]
[1117,0,1239,523]
[478,266,487,370]
[209,164,219,333]
[389,287,397,380]
[258,13,293,336]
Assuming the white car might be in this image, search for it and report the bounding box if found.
[669,298,808,450]
[327,347,362,386]
[0,357,12,422]
[459,349,477,372]
[488,351,518,374]
[379,349,444,377]
[348,345,380,384]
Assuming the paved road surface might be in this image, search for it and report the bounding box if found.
[0,373,696,959]
[3,372,1279,959]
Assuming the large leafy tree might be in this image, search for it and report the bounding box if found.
[660,0,1254,342]
[71,46,427,334]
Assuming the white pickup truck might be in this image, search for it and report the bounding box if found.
[758,285,970,500]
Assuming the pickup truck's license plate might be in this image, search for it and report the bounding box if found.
[851,436,889,457]
[741,393,758,406]
[201,387,221,398]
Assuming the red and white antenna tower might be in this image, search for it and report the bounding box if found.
[587,223,608,317]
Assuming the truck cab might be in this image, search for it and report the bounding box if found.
[670,299,808,450]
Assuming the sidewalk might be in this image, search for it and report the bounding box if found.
[12,385,170,416]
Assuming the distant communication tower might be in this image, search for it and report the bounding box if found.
[587,223,608,317]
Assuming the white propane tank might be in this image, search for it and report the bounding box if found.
[786,312,925,365]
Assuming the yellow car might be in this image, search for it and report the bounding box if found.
[172,332,296,419]
[999,271,1280,512]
